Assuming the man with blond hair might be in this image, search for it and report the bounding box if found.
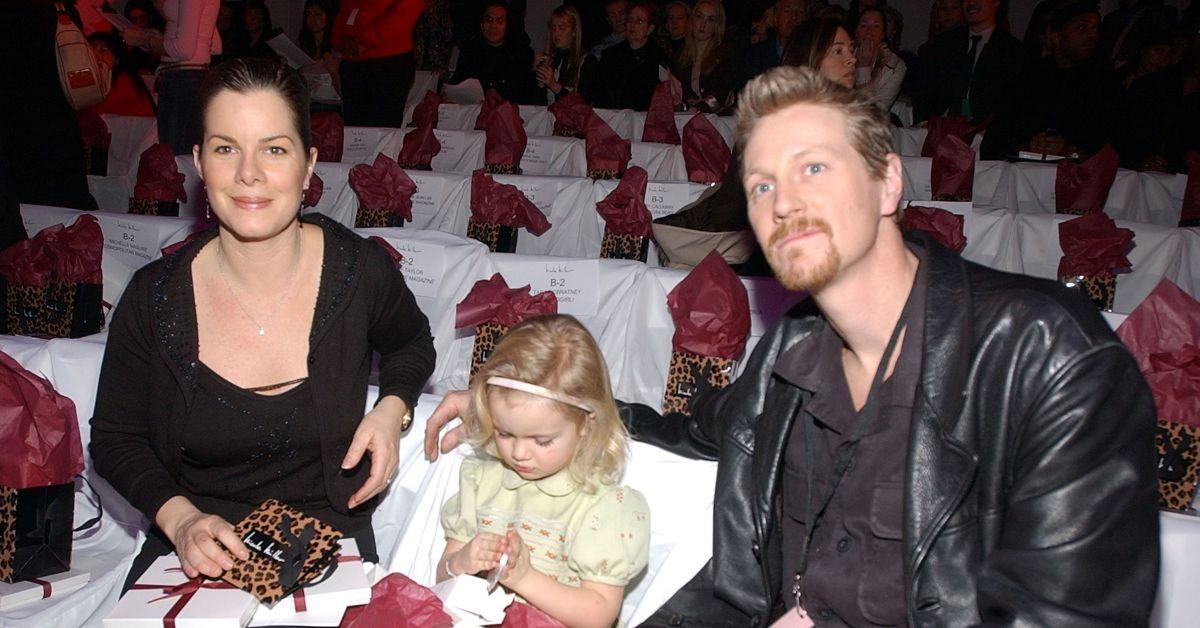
[427,65,1159,626]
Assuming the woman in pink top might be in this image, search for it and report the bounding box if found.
[122,0,222,155]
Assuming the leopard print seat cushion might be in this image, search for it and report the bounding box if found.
[222,499,342,605]
[662,351,735,415]
[355,206,406,229]
[484,163,522,175]
[128,198,180,217]
[0,487,16,582]
[587,168,622,180]
[600,230,648,262]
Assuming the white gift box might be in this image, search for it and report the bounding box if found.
[431,575,514,627]
[248,539,373,627]
[0,568,90,611]
[103,555,258,628]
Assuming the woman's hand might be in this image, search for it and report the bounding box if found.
[423,390,470,461]
[450,532,507,576]
[157,496,249,579]
[122,26,151,49]
[499,529,533,589]
[342,395,408,509]
[857,38,879,68]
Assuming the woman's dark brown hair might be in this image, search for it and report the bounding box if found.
[197,58,312,152]
[782,17,846,70]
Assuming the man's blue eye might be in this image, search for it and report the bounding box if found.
[753,182,773,196]
[805,164,826,175]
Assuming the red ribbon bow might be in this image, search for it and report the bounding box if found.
[682,114,730,184]
[1057,211,1134,277]
[130,577,237,628]
[469,170,551,235]
[455,273,558,328]
[133,143,187,202]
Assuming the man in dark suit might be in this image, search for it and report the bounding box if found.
[913,0,1022,123]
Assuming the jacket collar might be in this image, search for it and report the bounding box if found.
[151,214,361,394]
[500,466,579,497]
[903,237,979,581]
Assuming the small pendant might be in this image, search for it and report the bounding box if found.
[258,326,265,336]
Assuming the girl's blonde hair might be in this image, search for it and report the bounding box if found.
[679,0,726,75]
[544,5,585,89]
[465,314,628,490]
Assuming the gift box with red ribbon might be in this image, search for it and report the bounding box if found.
[0,214,104,338]
[0,568,89,611]
[467,170,550,253]
[902,205,967,253]
[0,351,87,584]
[920,116,975,158]
[642,82,681,145]
[662,250,750,415]
[349,153,417,228]
[585,113,631,180]
[104,555,258,628]
[1057,211,1133,311]
[248,538,370,625]
[682,114,730,185]
[596,167,651,261]
[311,111,344,163]
[1055,145,1119,216]
[129,143,186,216]
[930,134,975,202]
[481,97,527,175]
[456,273,558,378]
[1116,279,1200,510]
[547,92,593,139]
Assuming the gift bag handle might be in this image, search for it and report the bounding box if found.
[73,475,104,533]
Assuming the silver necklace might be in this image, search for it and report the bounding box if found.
[216,228,304,337]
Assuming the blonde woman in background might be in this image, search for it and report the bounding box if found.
[535,5,596,102]
[677,0,738,113]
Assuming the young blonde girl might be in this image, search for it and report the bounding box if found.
[438,315,649,628]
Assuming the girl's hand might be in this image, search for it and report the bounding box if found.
[451,532,506,575]
[343,395,409,509]
[499,529,533,588]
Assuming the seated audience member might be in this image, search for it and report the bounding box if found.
[122,0,163,72]
[214,1,247,62]
[1099,0,1179,71]
[536,5,596,102]
[241,0,283,59]
[677,0,738,113]
[590,0,627,60]
[783,17,858,89]
[87,32,156,117]
[846,0,884,26]
[982,1,1118,160]
[450,2,544,105]
[413,0,455,72]
[660,0,690,61]
[741,0,806,88]
[924,0,964,50]
[1113,31,1184,171]
[298,0,334,60]
[332,0,424,127]
[913,0,1021,122]
[1022,0,1067,64]
[749,5,774,47]
[854,8,906,110]
[585,1,672,111]
[428,64,1160,627]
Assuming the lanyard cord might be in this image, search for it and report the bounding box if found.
[792,290,916,607]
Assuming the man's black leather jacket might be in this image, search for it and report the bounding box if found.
[626,242,1160,627]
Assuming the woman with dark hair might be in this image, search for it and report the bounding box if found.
[853,7,906,109]
[586,0,674,110]
[87,32,156,117]
[535,5,596,102]
[783,17,858,88]
[450,1,544,104]
[121,0,163,72]
[676,0,738,113]
[242,0,283,59]
[92,58,436,588]
[298,0,335,60]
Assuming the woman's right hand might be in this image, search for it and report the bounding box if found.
[424,390,470,461]
[450,532,507,576]
[856,39,879,68]
[158,497,250,578]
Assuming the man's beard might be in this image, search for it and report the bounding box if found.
[766,217,840,293]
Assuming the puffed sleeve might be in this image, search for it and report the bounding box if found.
[440,457,483,543]
[567,486,650,586]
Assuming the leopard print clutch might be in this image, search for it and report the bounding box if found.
[471,322,508,381]
[662,351,736,416]
[127,198,180,216]
[1157,420,1200,512]
[1060,272,1116,312]
[222,499,342,606]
